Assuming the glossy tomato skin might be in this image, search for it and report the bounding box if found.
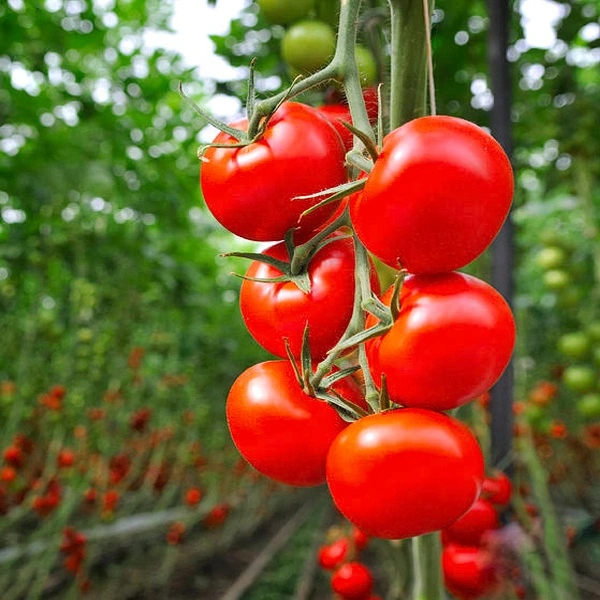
[367,272,515,411]
[441,498,499,546]
[326,409,485,539]
[442,544,499,600]
[331,562,374,600]
[481,471,512,506]
[226,360,365,487]
[240,233,379,360]
[200,102,346,242]
[351,115,513,273]
[317,104,353,151]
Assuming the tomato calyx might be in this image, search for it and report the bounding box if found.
[287,328,369,423]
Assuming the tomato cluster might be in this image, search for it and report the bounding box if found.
[441,471,525,600]
[317,525,380,600]
[200,62,514,546]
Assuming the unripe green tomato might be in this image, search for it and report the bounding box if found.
[539,228,567,248]
[556,286,583,309]
[534,245,567,270]
[587,320,600,342]
[562,365,596,394]
[355,45,377,87]
[525,404,545,425]
[281,20,336,74]
[557,332,591,360]
[542,268,571,290]
[257,0,315,25]
[577,393,600,419]
[593,347,600,368]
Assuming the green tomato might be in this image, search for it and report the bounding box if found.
[557,332,591,360]
[556,286,583,309]
[543,268,571,290]
[562,365,596,394]
[586,320,600,342]
[525,404,545,425]
[281,20,336,74]
[577,393,600,419]
[355,45,377,87]
[257,0,315,25]
[534,245,567,270]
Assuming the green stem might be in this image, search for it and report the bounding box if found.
[247,0,369,138]
[411,532,444,600]
[388,0,429,129]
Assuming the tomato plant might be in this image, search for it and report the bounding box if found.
[366,272,516,411]
[239,232,380,359]
[351,116,513,273]
[326,409,485,539]
[226,360,365,487]
[200,102,346,241]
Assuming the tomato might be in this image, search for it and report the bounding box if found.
[226,360,365,487]
[557,332,591,360]
[442,544,499,600]
[200,102,346,242]
[534,245,568,270]
[318,538,350,570]
[351,116,513,273]
[441,498,499,546]
[542,268,571,290]
[281,20,336,75]
[562,365,596,394]
[317,103,353,151]
[257,0,314,25]
[481,471,512,506]
[578,393,600,419]
[240,233,379,360]
[326,408,485,539]
[365,272,515,411]
[331,562,374,600]
[355,45,377,87]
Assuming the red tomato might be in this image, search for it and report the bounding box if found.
[442,544,499,600]
[318,538,350,570]
[442,498,500,546]
[481,471,513,506]
[351,115,513,273]
[226,360,365,487]
[366,272,515,411]
[317,103,353,150]
[240,233,380,360]
[200,102,347,241]
[326,409,485,539]
[331,562,374,600]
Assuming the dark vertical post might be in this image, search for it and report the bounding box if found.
[486,0,514,469]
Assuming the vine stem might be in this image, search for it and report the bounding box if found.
[388,0,429,129]
[247,0,373,143]
[411,532,444,600]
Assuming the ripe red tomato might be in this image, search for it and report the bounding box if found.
[331,562,374,600]
[200,102,347,241]
[351,115,513,273]
[481,471,512,506]
[240,232,379,360]
[442,498,499,546]
[326,408,485,539]
[318,538,350,570]
[442,544,499,600]
[226,360,365,487]
[316,104,353,151]
[366,272,515,411]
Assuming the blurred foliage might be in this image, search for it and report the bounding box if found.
[0,0,268,412]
